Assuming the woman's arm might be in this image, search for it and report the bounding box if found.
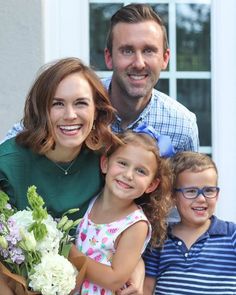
[70,220,148,291]
[0,274,15,295]
[117,258,145,295]
[143,276,156,295]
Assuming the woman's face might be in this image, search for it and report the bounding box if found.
[49,72,96,156]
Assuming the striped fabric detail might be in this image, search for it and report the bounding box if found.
[143,216,236,294]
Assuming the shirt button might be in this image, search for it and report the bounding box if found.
[185,253,188,257]
[177,241,182,246]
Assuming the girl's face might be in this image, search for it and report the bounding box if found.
[49,72,96,157]
[174,168,218,228]
[101,143,160,201]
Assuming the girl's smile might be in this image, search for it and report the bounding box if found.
[100,143,159,201]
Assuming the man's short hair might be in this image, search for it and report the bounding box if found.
[106,3,169,54]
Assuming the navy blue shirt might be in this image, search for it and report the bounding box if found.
[143,216,236,295]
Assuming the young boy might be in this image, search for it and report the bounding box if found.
[143,151,236,295]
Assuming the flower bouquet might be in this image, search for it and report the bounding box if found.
[0,186,87,295]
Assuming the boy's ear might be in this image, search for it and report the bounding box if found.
[145,178,160,194]
[100,155,108,174]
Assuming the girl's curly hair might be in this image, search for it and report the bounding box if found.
[105,130,174,247]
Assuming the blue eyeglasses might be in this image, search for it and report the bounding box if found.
[174,186,220,199]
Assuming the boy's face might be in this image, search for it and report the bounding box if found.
[174,168,218,228]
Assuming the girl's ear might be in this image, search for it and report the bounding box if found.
[100,155,108,174]
[145,178,160,194]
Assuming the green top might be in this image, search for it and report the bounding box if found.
[0,138,103,219]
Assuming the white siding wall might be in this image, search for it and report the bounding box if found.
[42,0,89,63]
[0,0,43,139]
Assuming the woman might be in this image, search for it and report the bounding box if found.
[0,57,118,219]
[0,57,143,295]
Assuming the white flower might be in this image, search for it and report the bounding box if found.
[11,210,33,229]
[0,186,81,295]
[11,210,63,255]
[29,253,78,295]
[36,215,63,255]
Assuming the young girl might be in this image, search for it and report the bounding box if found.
[74,125,174,294]
[144,151,236,295]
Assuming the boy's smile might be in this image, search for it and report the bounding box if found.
[175,168,218,228]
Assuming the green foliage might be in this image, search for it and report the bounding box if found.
[26,186,48,241]
[0,190,9,210]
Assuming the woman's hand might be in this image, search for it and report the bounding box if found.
[0,273,15,295]
[116,258,145,295]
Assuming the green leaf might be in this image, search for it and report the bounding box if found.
[57,216,68,229]
[62,220,74,231]
[60,242,73,258]
[26,186,48,223]
[63,208,80,216]
[0,191,9,211]
[27,186,45,210]
[29,222,48,241]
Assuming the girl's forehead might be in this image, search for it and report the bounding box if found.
[115,142,153,154]
[112,143,158,167]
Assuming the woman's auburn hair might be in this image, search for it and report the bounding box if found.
[16,57,118,154]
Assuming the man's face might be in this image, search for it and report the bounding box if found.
[105,21,170,100]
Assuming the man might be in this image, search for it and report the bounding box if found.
[103,3,199,152]
[3,5,198,293]
[5,4,198,153]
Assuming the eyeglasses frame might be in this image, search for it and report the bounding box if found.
[174,186,220,199]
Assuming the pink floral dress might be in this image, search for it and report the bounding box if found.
[76,196,151,295]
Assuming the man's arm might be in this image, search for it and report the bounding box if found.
[1,122,24,143]
[188,115,199,152]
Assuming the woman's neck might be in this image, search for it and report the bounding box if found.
[45,146,82,163]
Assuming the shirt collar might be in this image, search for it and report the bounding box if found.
[168,215,228,240]
[207,215,228,236]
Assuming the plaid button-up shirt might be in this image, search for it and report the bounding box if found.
[103,77,199,152]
